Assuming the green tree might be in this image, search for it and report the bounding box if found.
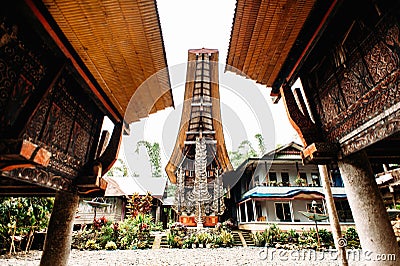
[135,140,162,177]
[0,197,54,254]
[228,134,266,169]
[255,133,266,155]
[106,158,133,177]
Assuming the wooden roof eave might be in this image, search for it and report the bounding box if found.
[227,0,340,100]
[33,0,173,123]
[270,0,341,96]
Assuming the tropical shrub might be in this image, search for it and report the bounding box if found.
[253,231,266,247]
[85,239,100,250]
[344,227,361,249]
[118,213,154,249]
[318,229,334,247]
[126,192,153,217]
[166,222,187,248]
[298,227,318,249]
[0,197,54,254]
[98,222,119,248]
[264,223,282,247]
[105,241,117,250]
[218,229,234,247]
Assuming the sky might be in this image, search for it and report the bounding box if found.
[107,0,299,177]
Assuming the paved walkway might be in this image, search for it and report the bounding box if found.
[0,248,375,266]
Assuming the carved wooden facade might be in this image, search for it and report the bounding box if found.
[300,1,400,159]
[227,0,400,164]
[0,1,173,195]
[166,49,232,226]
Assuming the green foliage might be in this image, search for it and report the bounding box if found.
[255,133,266,155]
[72,213,156,250]
[106,158,131,177]
[136,140,162,177]
[85,239,100,250]
[253,224,338,250]
[0,197,54,254]
[298,227,318,249]
[118,213,154,249]
[98,222,119,248]
[318,229,334,247]
[71,227,97,250]
[264,223,282,246]
[253,231,266,247]
[344,227,361,249]
[218,229,234,247]
[105,241,117,250]
[166,223,234,249]
[228,134,266,169]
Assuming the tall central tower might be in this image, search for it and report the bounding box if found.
[166,48,232,227]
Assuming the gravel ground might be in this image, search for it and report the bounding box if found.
[0,248,377,266]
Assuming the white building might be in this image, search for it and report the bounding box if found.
[229,142,354,231]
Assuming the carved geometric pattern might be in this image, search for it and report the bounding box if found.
[319,77,345,127]
[341,106,400,156]
[1,167,74,192]
[339,50,373,106]
[0,17,46,132]
[328,69,400,142]
[309,15,400,148]
[24,68,102,178]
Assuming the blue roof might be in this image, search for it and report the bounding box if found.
[239,187,347,203]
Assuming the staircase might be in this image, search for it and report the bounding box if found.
[240,230,255,247]
[159,234,169,248]
[148,235,155,247]
[232,231,243,247]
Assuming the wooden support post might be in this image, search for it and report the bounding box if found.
[40,190,79,266]
[338,151,400,265]
[319,165,348,266]
[244,201,249,223]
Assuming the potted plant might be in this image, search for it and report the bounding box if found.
[295,178,305,186]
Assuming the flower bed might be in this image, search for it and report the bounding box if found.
[166,221,235,249]
[252,224,361,250]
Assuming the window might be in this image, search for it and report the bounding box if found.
[335,200,354,222]
[281,172,289,186]
[255,202,262,219]
[269,172,277,186]
[299,173,308,185]
[275,202,292,222]
[306,203,325,214]
[311,173,320,186]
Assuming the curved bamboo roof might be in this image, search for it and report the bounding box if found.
[165,49,233,183]
[41,0,173,123]
[226,0,316,89]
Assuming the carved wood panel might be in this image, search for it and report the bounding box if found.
[306,14,400,150]
[0,16,47,133]
[25,68,103,178]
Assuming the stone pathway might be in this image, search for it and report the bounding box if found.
[0,248,376,266]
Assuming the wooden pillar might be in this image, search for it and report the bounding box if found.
[319,165,348,266]
[252,199,257,222]
[244,201,249,223]
[237,205,241,223]
[338,151,400,265]
[40,190,79,266]
[289,201,294,223]
[155,205,161,223]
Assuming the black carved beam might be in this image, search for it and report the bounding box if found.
[280,84,338,163]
